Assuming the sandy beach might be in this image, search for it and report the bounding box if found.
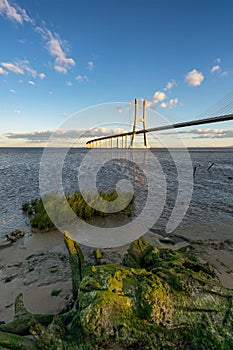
[0,227,233,324]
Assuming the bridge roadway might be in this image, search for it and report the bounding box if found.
[86,113,233,148]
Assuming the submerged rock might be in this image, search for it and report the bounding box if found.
[6,230,25,243]
[159,236,175,245]
[0,235,232,349]
[0,230,25,249]
[0,239,12,249]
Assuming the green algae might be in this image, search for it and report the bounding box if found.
[23,191,134,230]
[0,235,233,349]
[94,249,102,263]
[51,289,62,297]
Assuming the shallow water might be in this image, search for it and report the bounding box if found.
[0,147,232,241]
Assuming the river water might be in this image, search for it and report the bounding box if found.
[0,147,232,242]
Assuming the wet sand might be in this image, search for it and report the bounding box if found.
[0,227,232,323]
[0,231,72,323]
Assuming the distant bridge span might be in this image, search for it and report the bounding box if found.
[86,99,233,148]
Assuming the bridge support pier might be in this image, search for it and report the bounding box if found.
[130,99,149,148]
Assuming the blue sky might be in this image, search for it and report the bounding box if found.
[0,0,233,147]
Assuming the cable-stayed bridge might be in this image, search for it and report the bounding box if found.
[86,98,233,149]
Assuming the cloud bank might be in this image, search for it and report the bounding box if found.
[180,128,233,139]
[5,127,128,142]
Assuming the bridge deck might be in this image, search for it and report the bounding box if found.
[86,113,233,147]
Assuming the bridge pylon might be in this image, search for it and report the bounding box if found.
[130,99,149,148]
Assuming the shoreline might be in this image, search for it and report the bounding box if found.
[0,228,233,323]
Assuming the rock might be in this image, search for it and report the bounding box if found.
[159,236,175,245]
[74,238,233,349]
[122,236,151,267]
[0,239,12,249]
[0,230,25,248]
[0,235,233,350]
[6,230,25,243]
[76,264,174,346]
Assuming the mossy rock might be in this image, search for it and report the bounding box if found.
[0,236,232,350]
[23,191,134,230]
[75,238,233,349]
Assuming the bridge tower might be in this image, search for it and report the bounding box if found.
[130,99,149,148]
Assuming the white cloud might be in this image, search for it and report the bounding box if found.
[18,59,37,77]
[54,65,67,74]
[1,2,75,75]
[215,58,221,63]
[48,38,75,69]
[220,71,230,77]
[26,67,37,77]
[153,91,166,103]
[9,89,15,93]
[39,73,46,80]
[1,62,24,74]
[160,98,179,109]
[75,74,88,82]
[0,0,32,24]
[48,91,53,95]
[180,128,233,139]
[167,98,179,107]
[185,69,204,86]
[36,26,75,74]
[164,80,177,91]
[76,75,83,82]
[66,81,72,86]
[0,67,8,75]
[1,60,38,78]
[14,109,21,114]
[63,113,69,117]
[87,61,94,71]
[211,65,220,74]
[1,2,76,77]
[28,80,36,86]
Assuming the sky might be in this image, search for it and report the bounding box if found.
[0,0,233,147]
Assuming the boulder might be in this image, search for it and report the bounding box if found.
[0,235,232,350]
[75,239,233,349]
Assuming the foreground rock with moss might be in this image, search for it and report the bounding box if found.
[0,234,232,349]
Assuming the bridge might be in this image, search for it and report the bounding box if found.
[86,98,233,149]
